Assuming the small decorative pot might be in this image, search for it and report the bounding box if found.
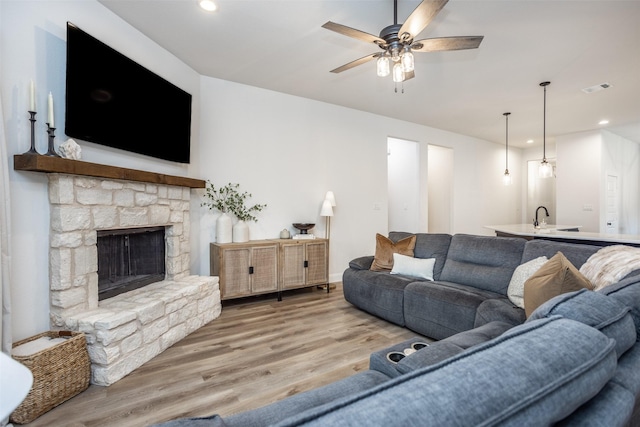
[280,228,291,239]
[233,220,249,243]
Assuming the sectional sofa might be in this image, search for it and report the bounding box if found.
[156,233,640,426]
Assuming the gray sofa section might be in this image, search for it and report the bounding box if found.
[344,232,609,339]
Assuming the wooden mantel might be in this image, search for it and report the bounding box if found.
[13,154,205,188]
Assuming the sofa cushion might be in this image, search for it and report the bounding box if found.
[370,233,415,271]
[388,232,451,280]
[524,252,594,317]
[439,234,526,294]
[403,280,509,340]
[390,253,435,280]
[225,370,390,427]
[507,256,548,308]
[276,317,617,427]
[521,239,600,268]
[342,268,412,326]
[474,298,526,328]
[528,289,636,357]
[394,321,514,375]
[599,276,640,338]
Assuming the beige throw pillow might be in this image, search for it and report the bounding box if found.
[523,252,594,317]
[370,233,416,272]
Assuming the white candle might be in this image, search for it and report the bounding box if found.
[29,80,36,112]
[47,92,54,128]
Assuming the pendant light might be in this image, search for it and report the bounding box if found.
[539,81,553,178]
[503,112,512,185]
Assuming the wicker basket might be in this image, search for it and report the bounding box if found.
[10,330,91,424]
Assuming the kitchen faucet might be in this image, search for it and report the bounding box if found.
[533,206,550,228]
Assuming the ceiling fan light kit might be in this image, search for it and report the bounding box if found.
[322,0,483,90]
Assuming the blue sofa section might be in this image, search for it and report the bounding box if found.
[155,233,640,426]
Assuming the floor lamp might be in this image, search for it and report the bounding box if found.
[321,191,336,239]
[320,191,336,292]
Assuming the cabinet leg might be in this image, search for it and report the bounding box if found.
[326,283,330,293]
[277,291,282,302]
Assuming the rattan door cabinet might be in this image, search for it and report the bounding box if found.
[210,238,329,300]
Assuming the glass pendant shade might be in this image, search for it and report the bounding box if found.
[503,170,512,185]
[392,62,405,83]
[377,55,390,77]
[391,47,400,63]
[539,160,553,178]
[401,48,414,72]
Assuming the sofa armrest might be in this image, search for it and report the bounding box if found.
[349,256,374,270]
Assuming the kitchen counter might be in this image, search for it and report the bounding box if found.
[485,224,640,247]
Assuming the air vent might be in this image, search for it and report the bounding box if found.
[582,82,612,94]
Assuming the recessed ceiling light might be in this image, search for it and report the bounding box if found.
[526,139,534,144]
[598,119,609,125]
[198,0,217,12]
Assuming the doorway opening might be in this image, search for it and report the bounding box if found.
[387,137,420,232]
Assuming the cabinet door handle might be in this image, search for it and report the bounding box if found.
[304,260,309,268]
[249,266,254,274]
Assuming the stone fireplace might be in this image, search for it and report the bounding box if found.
[46,173,221,386]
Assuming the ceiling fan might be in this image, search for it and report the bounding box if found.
[322,0,483,83]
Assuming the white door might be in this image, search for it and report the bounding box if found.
[606,174,619,234]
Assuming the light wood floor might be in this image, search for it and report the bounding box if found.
[26,284,423,427]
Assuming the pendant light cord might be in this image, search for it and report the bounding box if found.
[540,81,550,161]
[504,112,510,171]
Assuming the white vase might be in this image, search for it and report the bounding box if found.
[233,220,249,243]
[216,212,232,243]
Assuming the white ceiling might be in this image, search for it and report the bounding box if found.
[98,0,640,148]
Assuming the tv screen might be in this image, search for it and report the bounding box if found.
[65,22,192,163]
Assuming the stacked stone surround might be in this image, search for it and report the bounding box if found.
[47,174,221,386]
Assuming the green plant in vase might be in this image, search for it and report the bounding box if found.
[202,182,266,243]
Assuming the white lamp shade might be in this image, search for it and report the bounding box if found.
[324,191,336,207]
[320,199,334,217]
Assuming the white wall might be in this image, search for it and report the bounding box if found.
[1,0,201,341]
[197,75,523,283]
[2,1,523,342]
[555,131,601,231]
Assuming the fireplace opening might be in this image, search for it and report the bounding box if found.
[97,226,166,300]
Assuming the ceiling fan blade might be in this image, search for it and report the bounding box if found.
[322,21,385,45]
[329,53,380,73]
[411,36,484,52]
[398,0,449,40]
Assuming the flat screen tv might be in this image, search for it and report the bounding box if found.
[65,22,192,163]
